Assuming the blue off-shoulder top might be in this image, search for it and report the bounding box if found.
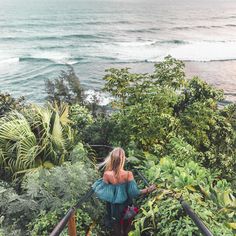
[92,178,141,204]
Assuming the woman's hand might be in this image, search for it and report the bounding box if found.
[141,184,156,195]
[147,184,156,193]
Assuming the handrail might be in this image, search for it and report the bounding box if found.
[180,199,214,236]
[134,169,150,187]
[89,144,113,150]
[50,188,94,236]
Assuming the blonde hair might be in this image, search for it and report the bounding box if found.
[99,147,126,177]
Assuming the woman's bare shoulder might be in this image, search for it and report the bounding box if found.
[126,170,134,181]
[103,170,113,177]
[103,171,111,183]
[103,170,134,183]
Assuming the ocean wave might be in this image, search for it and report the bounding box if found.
[62,34,105,39]
[84,90,111,106]
[211,25,223,28]
[36,45,70,50]
[182,58,236,63]
[18,51,72,64]
[158,41,236,62]
[19,57,53,63]
[88,56,118,61]
[101,40,236,63]
[18,53,87,65]
[156,40,187,45]
[172,26,190,30]
[0,58,19,65]
[4,40,236,67]
[126,27,160,33]
[2,65,52,82]
[172,25,224,30]
[114,41,156,47]
[211,15,236,20]
[0,34,106,42]
[225,24,236,27]
[1,20,134,29]
[0,21,85,28]
[84,20,131,25]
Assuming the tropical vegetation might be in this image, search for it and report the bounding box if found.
[0,56,235,235]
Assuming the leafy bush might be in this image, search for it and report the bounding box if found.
[29,203,105,236]
[82,116,114,147]
[0,93,25,117]
[130,157,235,236]
[25,156,104,235]
[0,180,38,234]
[23,158,96,210]
[69,104,94,134]
[0,144,104,235]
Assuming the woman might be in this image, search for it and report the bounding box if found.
[92,147,156,236]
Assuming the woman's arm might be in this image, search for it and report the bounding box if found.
[140,184,156,195]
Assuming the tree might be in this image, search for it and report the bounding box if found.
[45,66,84,105]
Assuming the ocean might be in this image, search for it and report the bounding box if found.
[0,0,236,102]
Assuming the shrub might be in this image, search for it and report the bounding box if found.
[0,144,104,235]
[130,157,235,236]
[69,104,94,134]
[0,93,25,117]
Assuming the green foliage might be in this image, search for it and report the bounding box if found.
[0,215,21,236]
[102,56,187,150]
[164,136,199,164]
[69,104,94,133]
[82,116,114,147]
[182,76,223,103]
[0,144,103,235]
[0,93,25,117]
[103,56,236,180]
[1,57,236,235]
[0,217,3,236]
[25,156,104,235]
[29,204,104,236]
[153,55,186,89]
[22,157,96,211]
[178,100,235,179]
[95,57,236,234]
[0,103,76,180]
[0,180,38,234]
[45,66,84,105]
[130,157,235,236]
[103,61,180,151]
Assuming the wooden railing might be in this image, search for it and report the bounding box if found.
[50,188,94,236]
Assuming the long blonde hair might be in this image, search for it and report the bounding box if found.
[99,147,126,177]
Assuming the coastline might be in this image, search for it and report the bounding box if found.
[0,59,236,104]
[184,60,236,103]
[113,60,236,103]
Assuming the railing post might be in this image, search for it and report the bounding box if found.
[68,211,77,236]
